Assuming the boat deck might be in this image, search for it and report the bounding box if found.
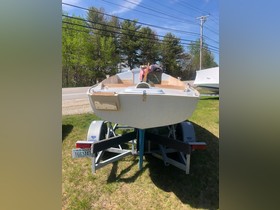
[91,82,198,97]
[102,83,185,90]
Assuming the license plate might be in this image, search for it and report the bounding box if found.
[72,148,92,158]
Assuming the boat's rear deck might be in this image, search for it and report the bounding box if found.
[101,83,186,90]
[91,71,198,96]
[92,83,198,97]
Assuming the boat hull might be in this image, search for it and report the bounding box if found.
[87,69,199,129]
[196,84,219,94]
[194,67,219,93]
[88,91,199,129]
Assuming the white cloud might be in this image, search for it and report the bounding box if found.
[111,0,142,15]
[62,0,82,12]
[62,0,82,4]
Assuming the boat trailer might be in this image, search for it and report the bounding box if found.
[72,120,206,174]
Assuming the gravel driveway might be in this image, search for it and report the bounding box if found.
[62,98,92,115]
[62,87,92,115]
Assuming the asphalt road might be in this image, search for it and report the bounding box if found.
[62,87,92,115]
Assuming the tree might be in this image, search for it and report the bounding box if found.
[160,33,184,77]
[62,14,91,87]
[188,39,218,70]
[87,7,106,35]
[137,27,160,65]
[119,20,141,69]
[87,7,120,82]
[177,53,194,80]
[99,36,119,75]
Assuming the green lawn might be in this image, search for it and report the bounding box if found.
[62,96,219,210]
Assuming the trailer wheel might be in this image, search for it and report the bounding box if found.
[175,123,183,141]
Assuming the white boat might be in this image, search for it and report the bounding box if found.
[193,67,219,93]
[87,68,200,129]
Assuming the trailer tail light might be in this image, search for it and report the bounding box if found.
[76,141,93,149]
[189,142,207,150]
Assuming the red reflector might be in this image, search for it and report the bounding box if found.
[189,142,207,150]
[191,145,207,150]
[76,141,92,149]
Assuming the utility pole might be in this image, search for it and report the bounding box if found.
[196,15,209,70]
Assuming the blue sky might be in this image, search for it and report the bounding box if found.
[62,0,219,64]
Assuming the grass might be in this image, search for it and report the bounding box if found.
[62,96,219,210]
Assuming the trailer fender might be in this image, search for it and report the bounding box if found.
[178,121,196,143]
[87,120,107,142]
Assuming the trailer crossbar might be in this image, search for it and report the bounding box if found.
[146,132,192,154]
[92,131,136,153]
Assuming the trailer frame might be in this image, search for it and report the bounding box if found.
[72,120,206,175]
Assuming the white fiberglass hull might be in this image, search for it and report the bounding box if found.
[87,69,200,129]
[194,67,219,93]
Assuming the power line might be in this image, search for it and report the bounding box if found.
[101,0,219,36]
[62,14,219,50]
[62,19,219,51]
[117,0,219,37]
[63,26,90,34]
[204,25,219,36]
[63,14,219,50]
[177,0,209,14]
[138,0,201,22]
[208,16,219,26]
[63,15,196,43]
[62,3,219,45]
[101,0,197,25]
[176,0,219,21]
[118,0,219,38]
[173,1,219,30]
[62,20,194,46]
[149,0,219,27]
[62,29,218,58]
[62,2,220,49]
[98,0,192,25]
[62,2,219,53]
[62,3,199,36]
